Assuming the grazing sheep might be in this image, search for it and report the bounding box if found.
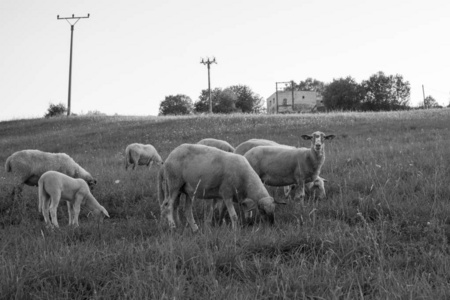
[244,131,335,202]
[125,143,163,170]
[159,144,285,231]
[5,150,97,198]
[38,171,110,228]
[197,138,235,153]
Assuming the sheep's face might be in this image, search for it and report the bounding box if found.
[301,131,335,152]
[87,179,97,191]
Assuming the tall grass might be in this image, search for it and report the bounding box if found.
[1,109,450,299]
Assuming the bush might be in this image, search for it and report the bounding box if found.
[44,103,67,118]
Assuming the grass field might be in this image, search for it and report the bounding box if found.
[1,109,450,299]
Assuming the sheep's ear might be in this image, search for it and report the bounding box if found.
[241,198,256,211]
[324,135,336,140]
[274,198,287,205]
[301,135,312,140]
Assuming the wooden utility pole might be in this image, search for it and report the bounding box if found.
[422,85,426,108]
[57,14,90,116]
[200,57,217,114]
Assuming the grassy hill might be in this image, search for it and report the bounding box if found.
[1,110,450,299]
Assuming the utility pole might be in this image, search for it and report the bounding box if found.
[422,84,426,108]
[275,81,294,114]
[57,13,90,116]
[200,57,217,114]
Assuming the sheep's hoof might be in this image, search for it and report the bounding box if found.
[168,221,176,229]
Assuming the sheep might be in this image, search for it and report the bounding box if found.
[5,150,97,199]
[38,171,109,228]
[159,144,285,231]
[124,143,163,170]
[197,138,235,153]
[196,138,249,225]
[284,176,328,200]
[235,138,303,200]
[234,139,281,155]
[244,131,335,202]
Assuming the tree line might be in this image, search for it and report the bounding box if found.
[159,71,448,115]
[159,85,265,116]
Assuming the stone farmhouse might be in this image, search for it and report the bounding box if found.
[266,90,324,114]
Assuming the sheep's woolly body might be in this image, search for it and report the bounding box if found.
[38,171,109,228]
[159,144,280,231]
[234,139,282,155]
[125,143,163,170]
[197,138,235,153]
[5,150,95,187]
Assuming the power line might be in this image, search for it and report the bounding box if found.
[57,13,90,116]
[200,57,217,114]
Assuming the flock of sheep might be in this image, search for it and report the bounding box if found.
[4,131,335,230]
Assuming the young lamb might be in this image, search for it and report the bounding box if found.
[244,131,335,202]
[38,171,110,228]
[5,150,97,199]
[159,144,285,231]
[124,143,164,170]
[197,138,235,153]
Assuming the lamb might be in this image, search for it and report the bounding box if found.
[197,138,235,153]
[5,150,97,198]
[159,144,285,231]
[244,131,335,202]
[284,176,328,200]
[124,143,163,170]
[38,171,109,228]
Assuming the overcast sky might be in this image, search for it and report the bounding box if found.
[0,0,449,121]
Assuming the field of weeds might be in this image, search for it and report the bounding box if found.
[1,109,450,299]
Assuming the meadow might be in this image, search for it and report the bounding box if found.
[1,109,450,299]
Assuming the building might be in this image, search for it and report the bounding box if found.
[266,90,324,114]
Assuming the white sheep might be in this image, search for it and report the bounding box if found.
[38,171,109,228]
[124,143,163,170]
[5,150,97,198]
[234,138,281,155]
[159,144,285,231]
[244,131,335,202]
[284,176,328,200]
[197,138,235,153]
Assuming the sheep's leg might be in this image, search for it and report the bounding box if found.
[71,195,83,228]
[67,201,74,226]
[184,195,199,232]
[49,194,60,228]
[223,198,238,230]
[162,191,179,229]
[294,182,306,205]
[173,194,182,227]
[217,200,229,226]
[41,194,52,227]
[205,199,215,227]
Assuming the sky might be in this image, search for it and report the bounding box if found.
[0,0,449,121]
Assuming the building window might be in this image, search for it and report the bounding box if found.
[302,96,305,99]
[283,98,287,105]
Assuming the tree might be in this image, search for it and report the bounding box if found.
[159,94,193,116]
[194,88,238,114]
[361,71,410,111]
[322,77,363,110]
[227,85,264,113]
[44,103,67,118]
[423,95,441,109]
[294,78,326,95]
